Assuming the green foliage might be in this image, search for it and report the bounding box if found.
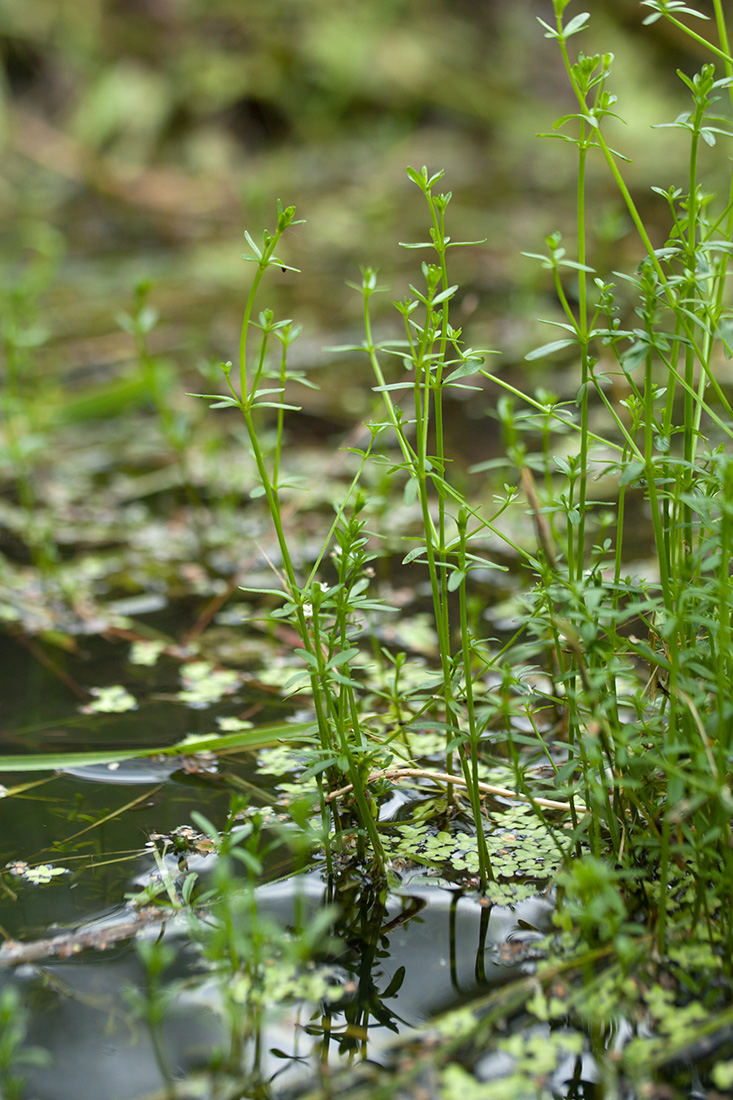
[0,987,49,1100]
[182,800,341,1077]
[4,2,733,1097]
[553,856,628,945]
[179,0,733,1091]
[500,0,733,962]
[125,937,179,1099]
[0,0,504,162]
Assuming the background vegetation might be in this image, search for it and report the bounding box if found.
[0,0,707,619]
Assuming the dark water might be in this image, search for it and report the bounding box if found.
[0,627,558,1100]
[5,878,553,1100]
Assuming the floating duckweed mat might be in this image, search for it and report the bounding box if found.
[386,804,566,903]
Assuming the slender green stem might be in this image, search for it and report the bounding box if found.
[662,13,733,65]
[457,511,493,887]
[575,138,589,583]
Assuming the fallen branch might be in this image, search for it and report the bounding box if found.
[0,907,169,968]
[326,766,575,813]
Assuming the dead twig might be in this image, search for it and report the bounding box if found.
[326,766,574,813]
[0,907,169,968]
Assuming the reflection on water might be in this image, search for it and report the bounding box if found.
[6,871,553,1100]
[0,606,563,1099]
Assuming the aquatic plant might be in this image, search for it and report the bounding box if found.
[0,987,49,1100]
[3,1,733,1098]
[193,0,733,952]
[508,0,733,956]
[182,3,733,1089]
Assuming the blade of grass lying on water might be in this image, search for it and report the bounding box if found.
[0,721,319,773]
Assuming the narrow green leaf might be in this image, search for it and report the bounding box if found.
[564,12,590,35]
[238,585,289,597]
[243,230,262,258]
[442,358,482,385]
[525,339,577,361]
[431,285,458,305]
[537,16,560,38]
[558,260,596,272]
[251,401,302,410]
[0,722,318,773]
[186,392,242,410]
[446,238,488,247]
[619,461,646,486]
[326,647,360,670]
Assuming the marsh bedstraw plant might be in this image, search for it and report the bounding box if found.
[191,190,508,888]
[196,0,733,953]
[191,205,394,874]
[185,801,339,1085]
[485,0,733,954]
[126,797,339,1094]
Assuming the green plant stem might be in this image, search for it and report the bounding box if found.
[456,512,493,887]
[575,135,590,584]
[660,12,733,66]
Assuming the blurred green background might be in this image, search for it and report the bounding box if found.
[0,0,721,623]
[0,0,706,341]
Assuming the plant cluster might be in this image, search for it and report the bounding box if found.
[195,0,733,960]
[182,0,733,1090]
[4,1,733,1098]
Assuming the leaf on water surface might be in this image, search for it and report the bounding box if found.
[80,685,138,714]
[7,861,70,885]
[388,801,565,891]
[216,716,254,732]
[129,639,166,667]
[176,659,240,706]
[24,865,71,885]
